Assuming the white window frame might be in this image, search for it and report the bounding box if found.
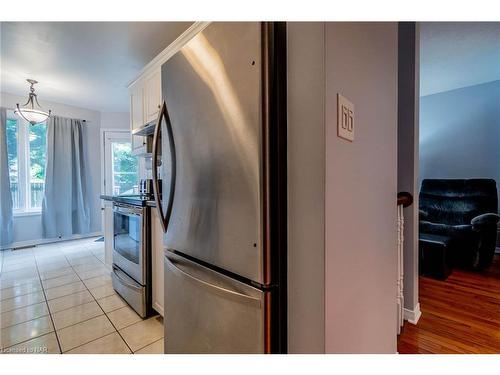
[8,112,46,216]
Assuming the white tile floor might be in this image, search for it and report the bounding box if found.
[0,237,164,354]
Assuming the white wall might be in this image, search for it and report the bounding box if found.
[1,91,129,246]
[324,23,398,353]
[287,22,399,354]
[287,22,326,354]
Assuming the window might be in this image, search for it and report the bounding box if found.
[103,132,139,197]
[6,112,47,214]
[111,142,138,195]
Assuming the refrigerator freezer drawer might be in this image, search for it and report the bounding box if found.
[164,252,266,353]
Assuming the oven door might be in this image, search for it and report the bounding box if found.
[113,204,145,284]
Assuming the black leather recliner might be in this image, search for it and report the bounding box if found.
[419,179,500,270]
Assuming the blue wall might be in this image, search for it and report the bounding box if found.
[419,80,500,209]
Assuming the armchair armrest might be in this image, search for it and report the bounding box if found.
[471,213,500,227]
[471,213,499,268]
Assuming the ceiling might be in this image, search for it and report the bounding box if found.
[420,22,500,96]
[0,22,192,112]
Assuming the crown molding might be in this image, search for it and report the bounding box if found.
[128,22,211,88]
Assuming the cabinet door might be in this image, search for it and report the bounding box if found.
[103,201,114,266]
[151,208,164,316]
[130,83,145,152]
[145,70,162,124]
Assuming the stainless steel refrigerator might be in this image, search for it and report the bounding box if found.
[151,22,287,354]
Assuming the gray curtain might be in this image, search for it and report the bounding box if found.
[42,115,90,238]
[0,108,14,246]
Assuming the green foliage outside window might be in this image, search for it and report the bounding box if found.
[29,122,47,181]
[112,142,138,195]
[6,118,18,176]
[6,117,47,209]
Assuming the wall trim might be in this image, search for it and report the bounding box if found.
[403,303,422,325]
[127,22,211,88]
[153,301,164,318]
[1,232,103,251]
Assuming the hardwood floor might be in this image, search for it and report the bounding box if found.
[397,254,500,354]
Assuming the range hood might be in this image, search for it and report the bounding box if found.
[132,120,157,136]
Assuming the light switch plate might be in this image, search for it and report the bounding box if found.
[337,94,355,142]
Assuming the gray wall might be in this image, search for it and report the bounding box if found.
[419,80,500,206]
[324,22,398,353]
[287,22,326,354]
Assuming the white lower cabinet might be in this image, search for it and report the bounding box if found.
[151,208,165,317]
[103,201,114,266]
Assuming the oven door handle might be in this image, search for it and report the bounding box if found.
[152,100,176,233]
[112,265,143,292]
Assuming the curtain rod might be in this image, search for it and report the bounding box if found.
[51,116,88,123]
[55,117,89,123]
[46,117,89,124]
[60,117,89,123]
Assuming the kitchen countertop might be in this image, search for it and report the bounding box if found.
[100,194,156,207]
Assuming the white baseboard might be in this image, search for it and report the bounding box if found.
[1,232,103,251]
[403,303,422,325]
[153,302,164,318]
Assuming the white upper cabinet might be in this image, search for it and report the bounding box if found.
[144,69,162,124]
[130,81,146,153]
[128,22,208,139]
[130,81,144,130]
[129,69,161,155]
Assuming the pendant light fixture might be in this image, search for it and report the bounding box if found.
[14,79,51,125]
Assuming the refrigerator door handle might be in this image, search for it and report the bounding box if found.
[152,100,176,233]
[167,255,261,307]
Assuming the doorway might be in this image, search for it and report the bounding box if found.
[102,131,139,196]
[100,130,140,256]
[397,22,500,354]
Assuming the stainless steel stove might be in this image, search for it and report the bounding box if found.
[111,198,153,318]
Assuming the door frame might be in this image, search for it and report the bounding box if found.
[397,22,421,325]
[100,129,140,240]
[102,130,132,196]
